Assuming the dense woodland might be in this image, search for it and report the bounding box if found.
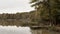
[30,0,60,26]
[0,11,42,26]
[0,0,60,27]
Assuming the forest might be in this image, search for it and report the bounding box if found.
[0,0,59,27]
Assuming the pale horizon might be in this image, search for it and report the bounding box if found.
[0,0,34,14]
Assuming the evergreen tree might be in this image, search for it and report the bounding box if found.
[30,0,60,25]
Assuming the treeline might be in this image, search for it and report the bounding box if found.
[0,11,41,26]
[0,12,29,19]
[0,12,30,26]
[30,0,60,26]
[0,0,60,26]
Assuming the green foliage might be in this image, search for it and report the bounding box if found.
[0,0,60,26]
[30,0,38,3]
[30,0,60,25]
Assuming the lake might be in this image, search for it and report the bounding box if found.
[0,26,31,34]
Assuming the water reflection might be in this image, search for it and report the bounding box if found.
[0,26,31,34]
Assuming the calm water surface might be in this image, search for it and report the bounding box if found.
[0,26,31,34]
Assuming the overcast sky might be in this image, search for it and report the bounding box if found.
[0,0,34,14]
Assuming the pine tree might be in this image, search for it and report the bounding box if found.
[30,0,60,25]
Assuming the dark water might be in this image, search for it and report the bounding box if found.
[0,26,31,34]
